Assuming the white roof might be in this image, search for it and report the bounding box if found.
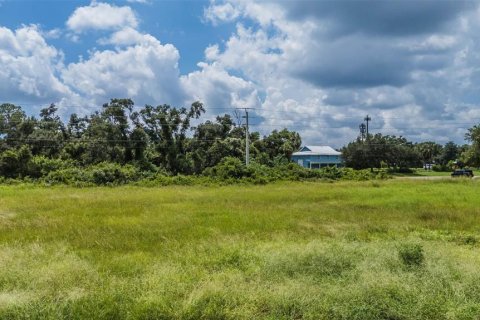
[292,146,341,156]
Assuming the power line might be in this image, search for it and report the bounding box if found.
[0,137,242,143]
[1,101,242,112]
[1,117,479,130]
[2,116,479,126]
[4,106,480,127]
[8,101,480,121]
[1,109,479,148]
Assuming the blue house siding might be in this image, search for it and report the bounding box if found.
[291,154,343,168]
[291,146,343,169]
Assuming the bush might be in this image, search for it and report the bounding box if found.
[0,153,391,186]
[89,162,141,185]
[203,160,390,184]
[203,157,251,180]
[320,166,342,179]
[272,163,325,180]
[398,243,425,268]
[375,169,390,180]
[44,167,91,185]
[0,146,32,178]
[28,156,75,178]
[396,167,414,173]
[44,162,142,186]
[432,164,449,172]
[341,168,382,181]
[204,160,329,183]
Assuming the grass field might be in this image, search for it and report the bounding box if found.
[1,180,480,319]
[392,169,480,177]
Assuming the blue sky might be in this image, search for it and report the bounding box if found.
[0,0,235,73]
[1,0,480,146]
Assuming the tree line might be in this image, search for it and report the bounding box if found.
[2,98,480,183]
[0,99,301,180]
[341,130,480,171]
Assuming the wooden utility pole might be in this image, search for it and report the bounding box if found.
[238,108,253,166]
[244,109,249,165]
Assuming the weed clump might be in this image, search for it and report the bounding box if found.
[458,235,478,246]
[267,248,355,280]
[398,243,425,268]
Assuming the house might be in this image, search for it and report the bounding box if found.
[291,146,342,169]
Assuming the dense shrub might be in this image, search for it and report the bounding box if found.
[28,156,75,178]
[204,160,325,183]
[396,167,414,173]
[204,160,390,184]
[275,163,324,180]
[0,151,391,186]
[203,157,251,180]
[43,162,142,185]
[137,173,199,186]
[89,162,141,185]
[319,166,343,179]
[44,167,92,185]
[374,169,390,180]
[340,168,389,181]
[0,145,32,178]
[432,164,449,172]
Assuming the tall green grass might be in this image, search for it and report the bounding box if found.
[1,180,480,319]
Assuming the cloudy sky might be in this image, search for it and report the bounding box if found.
[1,0,480,147]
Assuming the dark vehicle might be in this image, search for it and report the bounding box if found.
[451,169,474,177]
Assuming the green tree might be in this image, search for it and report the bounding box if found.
[140,101,205,173]
[342,134,421,170]
[0,99,307,180]
[67,113,89,139]
[27,104,66,157]
[438,141,458,165]
[414,141,442,166]
[463,125,480,167]
[188,115,242,173]
[0,145,32,178]
[80,99,144,165]
[254,129,301,166]
[0,103,34,150]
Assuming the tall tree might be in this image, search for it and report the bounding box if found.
[414,141,442,166]
[463,125,480,167]
[342,134,421,170]
[439,141,458,165]
[140,101,205,173]
[28,104,66,157]
[254,129,301,165]
[187,114,246,173]
[0,103,34,150]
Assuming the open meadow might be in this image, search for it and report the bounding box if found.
[392,169,480,177]
[1,179,480,319]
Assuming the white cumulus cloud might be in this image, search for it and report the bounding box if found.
[67,2,138,33]
[200,0,480,146]
[62,37,186,106]
[203,2,241,25]
[4,0,480,147]
[181,62,260,114]
[0,25,74,104]
[126,0,150,3]
[97,27,157,46]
